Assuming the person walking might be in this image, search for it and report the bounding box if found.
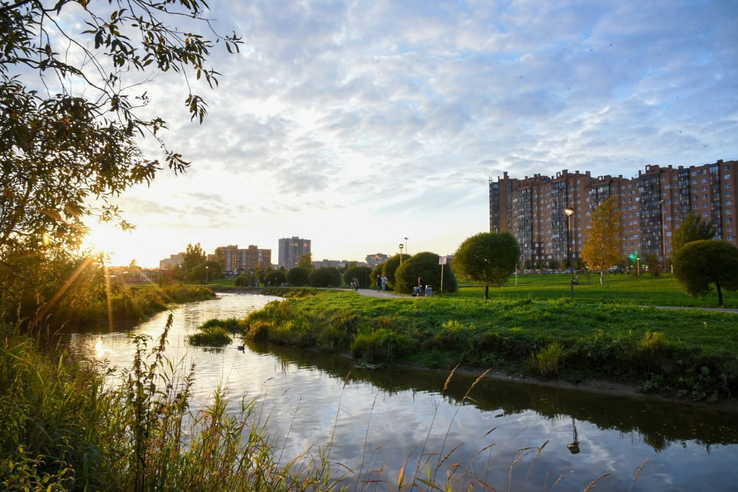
[381,275,387,291]
[376,274,382,291]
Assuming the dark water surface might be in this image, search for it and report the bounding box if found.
[68,293,738,490]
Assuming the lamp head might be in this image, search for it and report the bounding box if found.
[565,207,575,217]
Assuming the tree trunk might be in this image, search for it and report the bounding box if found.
[717,281,723,308]
[485,284,489,299]
[600,270,605,285]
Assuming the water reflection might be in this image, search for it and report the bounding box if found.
[66,293,738,491]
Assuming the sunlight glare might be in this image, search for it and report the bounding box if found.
[93,339,106,359]
[82,222,134,265]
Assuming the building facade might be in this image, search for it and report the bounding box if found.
[489,159,738,269]
[365,253,388,269]
[159,253,184,270]
[278,237,311,269]
[219,244,271,274]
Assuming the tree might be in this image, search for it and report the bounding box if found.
[183,243,206,277]
[214,247,227,271]
[189,260,222,284]
[309,268,342,288]
[453,232,520,299]
[298,253,313,269]
[645,253,662,277]
[581,196,623,285]
[395,252,457,295]
[673,240,738,307]
[0,1,239,330]
[672,212,717,255]
[286,267,310,287]
[381,254,410,291]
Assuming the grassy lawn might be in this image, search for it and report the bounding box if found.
[450,272,737,308]
[248,288,738,402]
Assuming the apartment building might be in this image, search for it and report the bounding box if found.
[219,244,271,273]
[278,237,311,269]
[489,159,737,268]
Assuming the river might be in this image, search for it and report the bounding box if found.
[67,293,738,491]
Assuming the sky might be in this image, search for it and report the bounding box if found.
[78,0,738,267]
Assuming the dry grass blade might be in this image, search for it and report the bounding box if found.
[628,459,648,492]
[522,440,549,490]
[437,443,463,469]
[583,472,613,491]
[442,364,460,394]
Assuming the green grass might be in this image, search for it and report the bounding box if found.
[452,272,737,308]
[243,290,738,402]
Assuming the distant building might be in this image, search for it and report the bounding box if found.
[313,259,348,269]
[365,253,388,269]
[489,159,738,269]
[218,244,271,274]
[159,253,184,270]
[278,237,311,269]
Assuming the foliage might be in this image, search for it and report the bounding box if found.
[343,266,372,288]
[243,289,738,401]
[0,1,239,333]
[453,232,520,299]
[673,240,738,307]
[235,273,256,287]
[188,327,233,346]
[671,211,717,255]
[286,267,311,287]
[189,260,223,283]
[298,253,313,269]
[581,196,623,285]
[264,269,287,286]
[645,253,662,277]
[309,267,342,288]
[395,252,458,295]
[382,254,410,290]
[183,243,207,276]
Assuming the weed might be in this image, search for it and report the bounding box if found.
[532,343,565,377]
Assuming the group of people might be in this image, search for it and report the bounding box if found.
[375,274,388,291]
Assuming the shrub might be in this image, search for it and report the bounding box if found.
[531,342,565,377]
[351,329,416,363]
[264,270,287,286]
[395,251,458,294]
[309,267,342,288]
[286,267,310,287]
[343,266,372,288]
[188,327,232,346]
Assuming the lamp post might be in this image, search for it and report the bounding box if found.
[565,207,575,300]
[404,237,408,256]
[205,265,209,285]
[636,256,640,277]
[659,199,668,272]
[399,243,404,265]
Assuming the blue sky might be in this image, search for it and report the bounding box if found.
[80,0,738,267]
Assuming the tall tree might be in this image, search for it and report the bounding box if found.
[453,232,520,299]
[671,211,717,255]
[581,196,623,285]
[182,243,206,277]
[673,240,738,307]
[0,0,239,329]
[298,253,313,270]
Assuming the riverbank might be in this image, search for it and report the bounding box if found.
[242,289,738,404]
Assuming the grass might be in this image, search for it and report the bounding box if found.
[452,272,737,308]
[243,289,738,402]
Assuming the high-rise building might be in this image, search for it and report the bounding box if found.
[218,244,271,274]
[278,237,311,269]
[489,159,737,269]
[365,253,388,268]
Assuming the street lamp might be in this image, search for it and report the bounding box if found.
[659,199,668,272]
[636,256,640,277]
[205,265,209,285]
[404,237,408,256]
[399,243,404,265]
[565,207,575,300]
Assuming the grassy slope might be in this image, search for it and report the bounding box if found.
[246,285,738,402]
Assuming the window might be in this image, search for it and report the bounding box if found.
[727,200,733,206]
[702,178,708,183]
[726,174,732,179]
[727,183,732,189]
[726,192,732,197]
[692,180,697,185]
[702,186,707,191]
[703,212,709,217]
[728,209,733,215]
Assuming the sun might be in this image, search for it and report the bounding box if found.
[82,221,135,265]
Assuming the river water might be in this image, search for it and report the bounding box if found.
[67,293,738,490]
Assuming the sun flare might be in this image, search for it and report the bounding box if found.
[82,222,135,264]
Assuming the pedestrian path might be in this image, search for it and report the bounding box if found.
[353,288,404,298]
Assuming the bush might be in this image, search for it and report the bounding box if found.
[381,254,409,291]
[343,266,372,288]
[264,269,287,286]
[395,251,458,294]
[531,342,565,377]
[188,327,232,346]
[234,273,254,286]
[309,267,342,288]
[286,267,310,286]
